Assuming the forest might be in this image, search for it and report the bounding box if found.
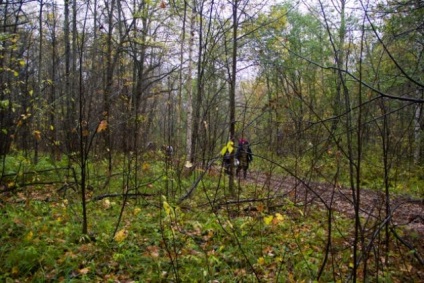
[0,0,423,281]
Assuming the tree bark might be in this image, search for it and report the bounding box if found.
[228,0,238,195]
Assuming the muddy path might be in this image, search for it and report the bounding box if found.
[243,170,423,254]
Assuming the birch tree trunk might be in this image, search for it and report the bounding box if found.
[177,1,188,155]
[185,2,196,162]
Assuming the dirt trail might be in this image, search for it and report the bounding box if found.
[246,171,423,250]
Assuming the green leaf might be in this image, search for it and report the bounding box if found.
[0,99,9,109]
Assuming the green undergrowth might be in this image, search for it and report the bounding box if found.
[1,154,422,282]
[0,185,421,282]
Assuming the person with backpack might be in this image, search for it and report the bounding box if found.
[236,138,253,179]
[221,139,235,175]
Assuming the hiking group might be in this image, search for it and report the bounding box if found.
[222,138,253,179]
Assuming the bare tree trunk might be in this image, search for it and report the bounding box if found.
[191,0,205,165]
[414,101,422,164]
[177,1,188,156]
[63,0,71,153]
[228,0,238,195]
[319,1,362,280]
[103,0,116,173]
[77,1,88,236]
[380,98,391,269]
[78,1,97,236]
[35,0,44,164]
[48,3,59,159]
[186,2,195,162]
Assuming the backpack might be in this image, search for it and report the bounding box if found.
[241,143,249,159]
[237,141,251,163]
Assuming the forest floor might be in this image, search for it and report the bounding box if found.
[1,162,423,281]
[244,170,424,255]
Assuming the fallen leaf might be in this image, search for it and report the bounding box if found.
[133,207,141,216]
[147,245,160,258]
[257,257,265,265]
[257,203,264,213]
[102,198,111,209]
[114,229,128,243]
[79,267,90,275]
[264,215,273,225]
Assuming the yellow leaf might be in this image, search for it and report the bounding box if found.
[227,141,234,153]
[257,257,265,265]
[264,215,273,225]
[133,207,141,216]
[10,36,18,44]
[142,162,150,171]
[97,120,107,133]
[82,129,89,137]
[114,229,128,243]
[275,213,283,220]
[33,130,41,141]
[163,200,172,217]
[25,231,33,241]
[274,213,284,223]
[11,266,19,275]
[220,145,227,156]
[220,140,234,156]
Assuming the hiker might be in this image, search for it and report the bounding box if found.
[162,145,173,163]
[146,141,156,151]
[222,139,235,175]
[163,145,173,157]
[236,138,253,179]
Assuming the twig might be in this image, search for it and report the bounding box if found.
[90,192,155,201]
[390,227,424,266]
